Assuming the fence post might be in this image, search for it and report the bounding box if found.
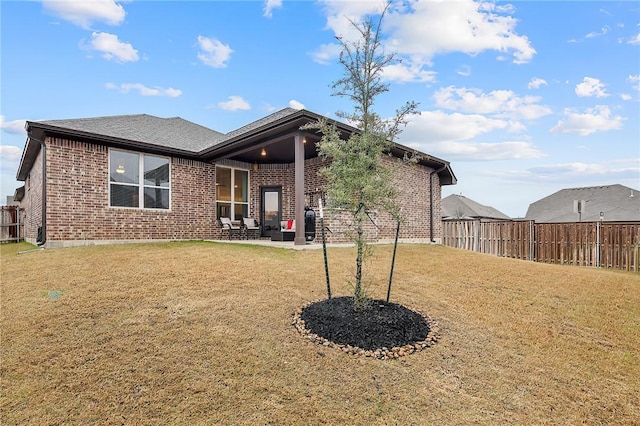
[596,220,600,268]
[16,207,20,242]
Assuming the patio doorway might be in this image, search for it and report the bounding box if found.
[261,186,282,238]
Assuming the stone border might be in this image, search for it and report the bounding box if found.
[292,300,440,360]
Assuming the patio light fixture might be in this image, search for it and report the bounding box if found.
[261,148,267,157]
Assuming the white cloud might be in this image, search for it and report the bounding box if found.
[0,116,26,135]
[550,105,625,136]
[262,103,277,113]
[490,159,639,183]
[585,26,610,38]
[528,77,547,90]
[530,163,608,175]
[263,0,282,18]
[197,36,233,68]
[218,96,251,111]
[629,74,640,91]
[628,33,640,45]
[288,100,305,110]
[384,0,536,66]
[456,65,471,77]
[315,0,535,79]
[398,110,544,161]
[428,140,545,161]
[42,0,125,29]
[0,145,23,162]
[88,32,138,63]
[310,43,342,65]
[403,110,513,142]
[599,7,612,17]
[621,93,632,101]
[320,0,387,44]
[381,63,437,83]
[106,83,182,97]
[575,77,609,98]
[433,86,552,120]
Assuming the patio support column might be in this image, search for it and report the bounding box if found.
[294,133,305,245]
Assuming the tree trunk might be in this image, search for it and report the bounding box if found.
[354,211,366,310]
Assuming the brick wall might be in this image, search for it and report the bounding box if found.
[21,146,43,244]
[27,136,444,246]
[249,163,295,220]
[43,137,217,246]
[302,156,442,243]
[248,158,326,222]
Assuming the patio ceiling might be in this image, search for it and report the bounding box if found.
[225,132,322,164]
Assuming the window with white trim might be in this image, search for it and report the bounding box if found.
[109,149,170,209]
[216,166,248,220]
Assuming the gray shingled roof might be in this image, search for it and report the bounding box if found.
[33,109,306,154]
[525,184,640,223]
[222,107,300,140]
[35,114,226,153]
[442,194,510,220]
[19,108,457,187]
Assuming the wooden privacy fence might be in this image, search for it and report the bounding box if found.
[0,206,24,243]
[442,220,640,272]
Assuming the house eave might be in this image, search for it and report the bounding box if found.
[16,111,457,187]
[390,142,457,185]
[200,109,356,160]
[16,121,203,180]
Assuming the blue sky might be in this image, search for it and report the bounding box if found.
[1,0,638,217]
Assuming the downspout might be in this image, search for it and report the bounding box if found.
[429,165,447,243]
[31,136,47,246]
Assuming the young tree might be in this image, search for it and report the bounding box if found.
[304,3,418,310]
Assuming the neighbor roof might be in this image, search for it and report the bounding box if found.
[525,184,640,223]
[442,194,511,221]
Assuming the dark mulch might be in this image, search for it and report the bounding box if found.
[299,296,431,351]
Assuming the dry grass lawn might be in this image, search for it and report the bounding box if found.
[1,241,639,425]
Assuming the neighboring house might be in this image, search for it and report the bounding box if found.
[14,108,456,248]
[4,196,20,206]
[525,184,640,223]
[442,194,510,222]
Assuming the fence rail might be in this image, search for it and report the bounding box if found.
[442,220,640,272]
[0,206,24,243]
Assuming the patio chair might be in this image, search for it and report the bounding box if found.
[271,220,296,241]
[242,217,260,240]
[219,217,242,240]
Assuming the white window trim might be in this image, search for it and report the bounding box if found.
[109,148,171,211]
[216,166,250,219]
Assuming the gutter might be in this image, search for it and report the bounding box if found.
[429,165,447,242]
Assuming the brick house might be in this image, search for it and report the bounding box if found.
[14,108,456,248]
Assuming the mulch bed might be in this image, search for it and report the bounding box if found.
[293,296,439,360]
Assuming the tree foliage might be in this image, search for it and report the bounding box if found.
[304,3,419,310]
